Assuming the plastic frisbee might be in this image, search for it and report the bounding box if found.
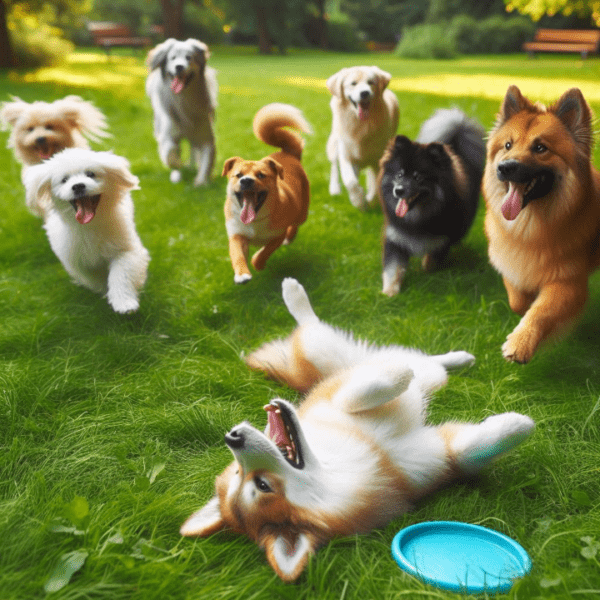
[391,521,531,594]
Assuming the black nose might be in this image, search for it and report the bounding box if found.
[225,428,245,449]
[239,176,255,191]
[497,160,522,182]
[36,137,47,144]
[175,64,185,74]
[393,184,406,198]
[72,183,86,195]
[360,90,371,100]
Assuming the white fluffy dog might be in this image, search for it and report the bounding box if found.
[145,38,218,186]
[23,148,150,314]
[326,66,399,209]
[0,95,108,170]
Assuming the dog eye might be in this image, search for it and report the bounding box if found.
[235,172,243,178]
[504,141,512,150]
[254,476,272,493]
[61,176,68,184]
[256,172,265,179]
[27,127,34,132]
[45,125,54,131]
[532,143,547,154]
[85,171,96,178]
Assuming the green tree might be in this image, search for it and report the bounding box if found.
[506,0,600,25]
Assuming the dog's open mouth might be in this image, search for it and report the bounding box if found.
[35,141,57,161]
[170,73,194,94]
[264,401,304,469]
[70,195,101,225]
[235,190,268,225]
[394,193,423,218]
[351,98,371,121]
[501,173,554,221]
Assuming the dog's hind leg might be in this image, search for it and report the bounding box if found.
[365,166,378,203]
[327,135,341,196]
[282,278,319,325]
[431,351,475,371]
[439,412,535,474]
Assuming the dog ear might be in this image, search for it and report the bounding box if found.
[187,38,210,63]
[146,38,176,71]
[180,496,228,537]
[0,97,26,128]
[23,162,52,218]
[260,530,318,582]
[55,96,109,142]
[266,158,284,180]
[99,152,140,192]
[551,88,593,157]
[496,86,534,128]
[326,68,347,98]
[426,142,449,166]
[373,67,392,93]
[222,157,242,177]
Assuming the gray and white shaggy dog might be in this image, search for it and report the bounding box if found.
[24,148,150,314]
[145,38,218,186]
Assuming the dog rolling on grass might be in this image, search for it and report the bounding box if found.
[223,103,311,284]
[483,86,600,363]
[326,66,399,209]
[146,38,218,186]
[378,108,485,296]
[180,278,535,582]
[24,148,150,314]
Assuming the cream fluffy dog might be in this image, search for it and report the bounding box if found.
[146,38,218,186]
[23,148,150,314]
[0,95,108,171]
[326,66,399,209]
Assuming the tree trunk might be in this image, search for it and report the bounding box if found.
[160,0,185,39]
[255,5,271,54]
[316,0,328,50]
[0,0,14,68]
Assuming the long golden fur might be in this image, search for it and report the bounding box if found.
[483,85,600,363]
[223,103,311,284]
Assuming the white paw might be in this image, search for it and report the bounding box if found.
[282,278,317,324]
[442,351,476,369]
[329,180,341,196]
[193,175,209,187]
[234,273,252,284]
[109,297,140,314]
[170,170,182,184]
[348,184,366,210]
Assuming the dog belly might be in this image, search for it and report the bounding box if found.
[385,224,449,256]
[226,216,285,245]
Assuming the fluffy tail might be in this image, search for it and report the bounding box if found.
[416,107,485,176]
[253,103,312,161]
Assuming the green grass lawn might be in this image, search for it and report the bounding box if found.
[1,48,600,599]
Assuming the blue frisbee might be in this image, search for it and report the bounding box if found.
[391,521,531,594]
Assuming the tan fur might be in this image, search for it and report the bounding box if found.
[483,86,600,363]
[223,103,311,283]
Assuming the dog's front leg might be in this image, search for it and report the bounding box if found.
[502,278,588,363]
[382,237,409,296]
[107,251,149,313]
[192,141,215,187]
[228,234,252,283]
[338,144,365,209]
[251,234,286,271]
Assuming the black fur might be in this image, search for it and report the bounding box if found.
[378,108,485,293]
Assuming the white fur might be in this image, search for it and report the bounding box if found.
[23,148,150,313]
[181,278,534,581]
[326,66,399,209]
[145,38,218,186]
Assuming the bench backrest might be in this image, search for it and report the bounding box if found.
[88,22,134,41]
[534,29,600,45]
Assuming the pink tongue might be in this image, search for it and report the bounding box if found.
[501,183,523,221]
[395,198,409,218]
[240,200,256,224]
[170,77,185,94]
[75,202,96,225]
[266,408,290,447]
[358,104,370,121]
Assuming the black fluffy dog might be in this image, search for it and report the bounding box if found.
[378,108,485,296]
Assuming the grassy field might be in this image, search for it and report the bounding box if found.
[1,48,600,599]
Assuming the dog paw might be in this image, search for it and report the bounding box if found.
[193,175,209,187]
[234,273,252,284]
[348,184,366,210]
[282,278,317,324]
[329,180,341,196]
[110,297,140,314]
[170,170,182,184]
[502,329,537,364]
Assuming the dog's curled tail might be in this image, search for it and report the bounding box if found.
[253,103,312,160]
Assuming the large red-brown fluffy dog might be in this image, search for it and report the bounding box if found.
[483,85,600,363]
[223,103,311,284]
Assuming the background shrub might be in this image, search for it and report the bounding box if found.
[325,13,365,52]
[395,22,458,59]
[10,20,73,68]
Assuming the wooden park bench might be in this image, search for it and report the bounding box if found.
[523,29,600,59]
[87,22,152,55]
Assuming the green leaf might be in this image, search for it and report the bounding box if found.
[62,496,90,529]
[44,550,88,593]
[581,545,598,560]
[147,461,165,484]
[540,576,562,588]
[571,490,592,507]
